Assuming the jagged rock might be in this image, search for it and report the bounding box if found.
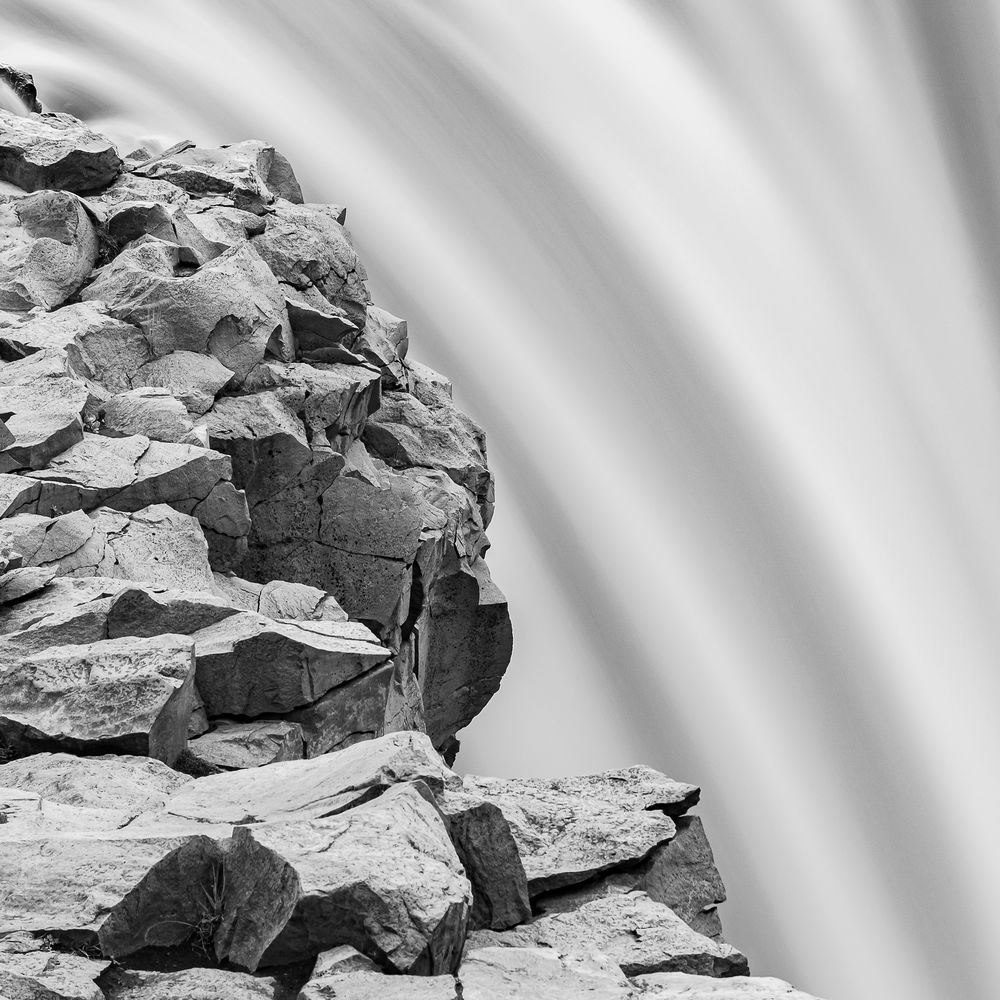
[0,751,190,811]
[252,782,471,972]
[0,110,122,192]
[467,890,748,978]
[100,199,228,265]
[0,301,121,365]
[0,633,195,763]
[0,936,109,1000]
[459,947,632,1000]
[100,386,202,443]
[0,575,127,632]
[0,64,42,113]
[437,788,531,931]
[132,139,303,213]
[349,305,408,385]
[161,730,458,824]
[407,359,453,399]
[311,945,381,975]
[212,573,347,622]
[0,190,99,311]
[188,719,305,770]
[634,974,823,998]
[251,201,369,327]
[0,564,56,604]
[282,659,394,757]
[0,471,40,517]
[190,612,389,716]
[80,237,290,383]
[130,351,235,415]
[463,768,699,895]
[100,968,279,1000]
[550,814,728,940]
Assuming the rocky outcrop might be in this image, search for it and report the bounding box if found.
[0,68,821,1000]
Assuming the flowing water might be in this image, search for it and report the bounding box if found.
[2,3,999,998]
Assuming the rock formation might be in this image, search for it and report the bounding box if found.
[0,76,823,1000]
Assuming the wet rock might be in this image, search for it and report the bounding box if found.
[252,201,369,328]
[459,947,632,1000]
[0,64,42,113]
[467,890,748,978]
[132,139,303,213]
[188,719,305,770]
[0,633,195,763]
[161,730,458,825]
[437,788,531,931]
[80,237,289,384]
[0,190,99,311]
[633,974,823,998]
[463,768,699,895]
[190,612,389,717]
[0,110,122,192]
[253,782,471,973]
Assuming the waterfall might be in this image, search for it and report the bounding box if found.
[1,2,998,998]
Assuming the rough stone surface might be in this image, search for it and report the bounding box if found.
[100,968,279,1000]
[0,937,109,1000]
[634,975,823,998]
[464,768,699,895]
[188,719,305,770]
[459,947,632,1000]
[0,110,122,192]
[468,890,748,978]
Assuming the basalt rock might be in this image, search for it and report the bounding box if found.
[0,64,42,113]
[0,79,819,1000]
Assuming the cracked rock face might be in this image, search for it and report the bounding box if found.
[0,70,820,1000]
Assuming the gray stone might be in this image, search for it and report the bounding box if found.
[131,351,234,415]
[188,719,305,770]
[349,305,408,385]
[162,730,458,825]
[0,939,109,1000]
[100,968,278,1000]
[100,387,200,443]
[0,64,42,113]
[459,947,632,1000]
[633,974,823,998]
[300,969,458,1000]
[437,788,531,931]
[132,139,303,213]
[467,890,748,978]
[252,201,369,328]
[253,782,471,973]
[463,768,699,895]
[80,237,289,384]
[0,633,195,763]
[0,110,121,193]
[191,612,389,717]
[0,565,56,604]
[0,190,98,310]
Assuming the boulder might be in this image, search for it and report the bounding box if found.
[463,768,699,895]
[161,730,458,825]
[0,190,99,311]
[0,564,56,604]
[300,968,458,1000]
[0,633,195,763]
[349,305,408,386]
[467,890,748,978]
[459,947,632,1000]
[130,350,234,414]
[132,139,303,213]
[436,788,531,931]
[251,782,471,972]
[100,387,201,443]
[190,612,389,717]
[80,237,289,384]
[212,573,347,622]
[0,110,121,192]
[187,719,305,770]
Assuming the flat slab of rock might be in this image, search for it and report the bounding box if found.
[0,633,195,763]
[634,973,823,998]
[301,969,458,999]
[100,967,279,1000]
[468,890,748,978]
[162,730,458,824]
[191,612,389,716]
[459,946,632,1000]
[188,719,304,770]
[0,110,122,192]
[463,768,698,895]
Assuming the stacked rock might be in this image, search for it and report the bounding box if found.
[0,82,821,999]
